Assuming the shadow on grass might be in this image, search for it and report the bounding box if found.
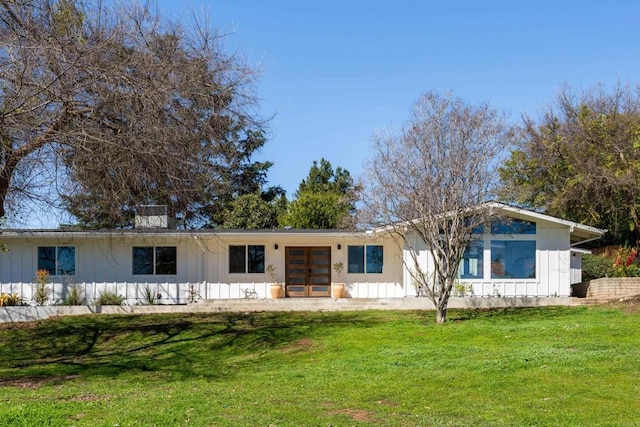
[446,305,584,322]
[0,311,383,384]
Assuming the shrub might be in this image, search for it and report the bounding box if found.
[582,254,612,281]
[33,269,52,306]
[0,292,23,306]
[454,282,474,297]
[141,285,160,305]
[96,291,125,306]
[610,247,640,277]
[61,284,85,306]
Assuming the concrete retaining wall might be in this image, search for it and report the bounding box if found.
[0,296,575,323]
[572,277,640,299]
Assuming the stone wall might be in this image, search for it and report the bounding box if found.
[572,277,640,299]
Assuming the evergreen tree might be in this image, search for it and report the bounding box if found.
[279,158,359,229]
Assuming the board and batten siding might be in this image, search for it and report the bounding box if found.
[570,251,584,285]
[1,231,405,302]
[0,233,205,304]
[0,213,582,303]
[401,219,572,297]
[199,233,403,299]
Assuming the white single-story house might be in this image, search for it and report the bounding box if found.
[0,203,605,305]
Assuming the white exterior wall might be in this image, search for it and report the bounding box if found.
[0,212,587,303]
[0,233,205,304]
[402,232,433,297]
[0,231,404,303]
[570,251,583,285]
[197,233,403,299]
[402,220,573,297]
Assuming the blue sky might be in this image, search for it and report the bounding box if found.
[13,1,640,227]
[155,0,640,197]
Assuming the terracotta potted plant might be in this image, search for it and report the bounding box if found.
[267,264,283,298]
[332,261,346,298]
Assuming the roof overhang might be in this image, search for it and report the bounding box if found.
[481,203,606,246]
[371,201,607,244]
[0,203,607,245]
[0,228,370,240]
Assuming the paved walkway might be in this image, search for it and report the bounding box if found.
[0,296,582,323]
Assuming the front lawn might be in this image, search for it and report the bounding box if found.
[0,304,639,426]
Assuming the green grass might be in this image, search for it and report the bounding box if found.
[0,305,639,426]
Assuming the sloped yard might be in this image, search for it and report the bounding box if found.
[0,305,638,426]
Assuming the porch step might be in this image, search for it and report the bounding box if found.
[192,296,576,312]
[194,298,404,312]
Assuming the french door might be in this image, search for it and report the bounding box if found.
[285,247,331,297]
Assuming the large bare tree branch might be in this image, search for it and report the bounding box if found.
[0,0,268,226]
[362,92,514,322]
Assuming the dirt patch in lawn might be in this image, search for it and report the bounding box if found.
[280,337,314,353]
[0,320,40,330]
[0,374,78,389]
[610,295,640,313]
[621,295,640,313]
[330,408,375,422]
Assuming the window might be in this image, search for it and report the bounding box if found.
[491,219,536,235]
[348,245,383,274]
[491,241,536,279]
[133,246,176,275]
[38,246,75,275]
[459,240,483,279]
[229,245,265,274]
[348,246,364,273]
[464,217,485,234]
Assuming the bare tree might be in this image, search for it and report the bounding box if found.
[361,92,514,322]
[0,0,266,227]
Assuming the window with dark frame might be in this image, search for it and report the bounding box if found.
[132,246,177,275]
[37,246,76,275]
[229,245,265,274]
[348,245,383,274]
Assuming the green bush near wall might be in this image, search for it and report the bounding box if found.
[582,254,613,281]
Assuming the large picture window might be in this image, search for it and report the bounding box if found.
[348,245,384,274]
[491,241,536,279]
[38,246,75,275]
[459,240,483,279]
[229,245,265,274]
[133,246,177,275]
[491,219,536,235]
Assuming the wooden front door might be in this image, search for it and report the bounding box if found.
[285,247,331,297]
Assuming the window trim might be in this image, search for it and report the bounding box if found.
[132,246,177,276]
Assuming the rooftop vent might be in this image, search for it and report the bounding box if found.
[135,205,168,229]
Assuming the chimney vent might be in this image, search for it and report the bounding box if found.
[135,205,168,229]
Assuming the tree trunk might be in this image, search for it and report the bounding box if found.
[0,155,19,219]
[629,203,640,248]
[436,294,449,323]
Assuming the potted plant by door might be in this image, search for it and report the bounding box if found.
[267,264,283,298]
[332,261,346,298]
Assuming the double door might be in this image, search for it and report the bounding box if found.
[285,247,331,297]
